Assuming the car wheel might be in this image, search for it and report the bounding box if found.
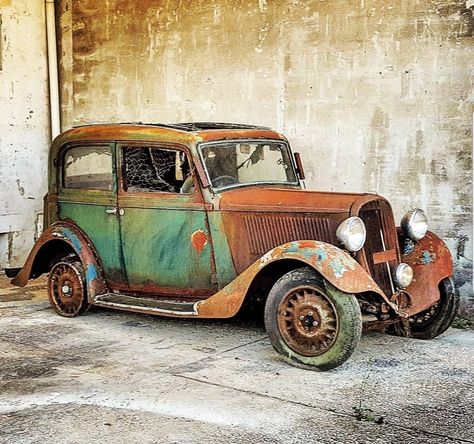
[48,259,90,317]
[264,267,362,371]
[408,277,459,339]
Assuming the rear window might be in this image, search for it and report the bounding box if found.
[63,146,113,191]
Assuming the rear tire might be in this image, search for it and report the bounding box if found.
[264,267,362,371]
[48,259,90,317]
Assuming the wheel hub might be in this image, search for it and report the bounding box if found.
[277,286,339,357]
[301,312,318,328]
[61,282,72,296]
[49,261,85,316]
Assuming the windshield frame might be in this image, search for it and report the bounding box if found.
[197,138,300,192]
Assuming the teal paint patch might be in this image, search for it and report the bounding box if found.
[330,258,348,278]
[86,263,99,282]
[314,248,328,262]
[301,248,314,260]
[339,252,357,270]
[62,227,82,253]
[421,250,435,264]
[286,242,300,253]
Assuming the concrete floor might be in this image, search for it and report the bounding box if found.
[1,277,473,444]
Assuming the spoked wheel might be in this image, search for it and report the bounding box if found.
[265,267,362,371]
[277,287,338,357]
[48,260,90,317]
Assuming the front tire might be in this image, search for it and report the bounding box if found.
[408,277,459,339]
[264,267,362,371]
[48,259,90,317]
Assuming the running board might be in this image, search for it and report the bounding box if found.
[93,293,199,316]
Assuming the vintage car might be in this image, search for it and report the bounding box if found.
[11,122,458,370]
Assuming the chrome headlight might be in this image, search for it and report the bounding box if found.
[401,209,428,241]
[394,263,413,288]
[336,216,366,252]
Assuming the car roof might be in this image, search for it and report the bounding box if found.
[50,122,287,157]
[73,122,272,131]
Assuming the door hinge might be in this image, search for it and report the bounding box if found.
[211,273,218,285]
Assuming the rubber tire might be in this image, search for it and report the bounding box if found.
[48,259,90,318]
[409,277,459,340]
[264,267,362,371]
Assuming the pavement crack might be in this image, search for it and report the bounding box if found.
[162,336,267,375]
[173,374,474,443]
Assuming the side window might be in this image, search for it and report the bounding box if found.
[63,146,113,191]
[122,146,192,193]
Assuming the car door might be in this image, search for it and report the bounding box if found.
[59,142,127,286]
[117,142,216,298]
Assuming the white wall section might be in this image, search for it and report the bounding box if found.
[0,0,50,268]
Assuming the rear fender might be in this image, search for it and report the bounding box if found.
[11,221,107,301]
[196,240,392,318]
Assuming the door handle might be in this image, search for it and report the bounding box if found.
[105,208,117,215]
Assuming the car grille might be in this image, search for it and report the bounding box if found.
[358,200,400,296]
[244,214,339,257]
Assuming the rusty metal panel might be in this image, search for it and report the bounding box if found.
[244,214,338,256]
[11,221,108,301]
[399,230,453,316]
[196,240,392,319]
[223,210,344,274]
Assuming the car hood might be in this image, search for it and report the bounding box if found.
[218,186,377,214]
[217,187,385,274]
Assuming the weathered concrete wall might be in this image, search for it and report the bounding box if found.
[58,0,473,310]
[0,0,50,268]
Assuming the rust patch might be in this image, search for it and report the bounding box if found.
[191,230,208,254]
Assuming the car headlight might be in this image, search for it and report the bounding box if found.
[401,209,428,241]
[394,263,413,288]
[336,216,366,252]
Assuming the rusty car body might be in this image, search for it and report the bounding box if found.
[12,122,458,370]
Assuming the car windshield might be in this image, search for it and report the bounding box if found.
[199,140,298,191]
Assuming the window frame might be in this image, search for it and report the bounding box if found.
[197,138,300,193]
[117,141,200,198]
[59,142,116,194]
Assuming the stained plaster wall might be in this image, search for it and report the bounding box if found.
[57,0,474,310]
[0,0,50,269]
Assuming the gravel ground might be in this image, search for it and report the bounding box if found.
[1,276,473,444]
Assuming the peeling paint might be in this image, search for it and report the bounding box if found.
[421,250,436,265]
[62,227,82,253]
[191,230,208,254]
[85,263,99,282]
[315,248,328,262]
[330,259,348,279]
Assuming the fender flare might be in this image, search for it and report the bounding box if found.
[196,240,392,318]
[399,229,454,315]
[11,221,107,300]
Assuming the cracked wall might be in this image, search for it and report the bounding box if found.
[56,0,473,310]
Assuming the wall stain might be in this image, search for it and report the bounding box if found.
[58,0,474,308]
[15,179,24,196]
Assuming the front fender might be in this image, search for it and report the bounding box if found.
[400,230,453,315]
[196,240,390,318]
[11,221,107,301]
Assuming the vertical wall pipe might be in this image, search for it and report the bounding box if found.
[45,0,61,139]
